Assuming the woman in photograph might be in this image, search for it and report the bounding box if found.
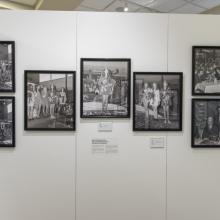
[142,82,152,128]
[151,82,160,120]
[98,68,116,113]
[27,84,35,120]
[161,80,172,124]
[34,85,42,119]
[41,86,49,117]
[58,87,67,113]
[49,84,57,119]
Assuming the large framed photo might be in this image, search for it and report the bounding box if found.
[133,72,183,131]
[192,99,220,148]
[24,71,75,131]
[192,46,220,95]
[0,41,15,92]
[0,97,15,147]
[80,58,131,118]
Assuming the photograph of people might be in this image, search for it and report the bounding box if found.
[192,99,220,147]
[133,72,182,131]
[81,59,130,118]
[0,97,15,147]
[0,42,15,92]
[25,71,75,131]
[193,47,220,95]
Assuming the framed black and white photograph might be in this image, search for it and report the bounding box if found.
[80,58,131,118]
[192,46,220,95]
[0,41,15,92]
[133,72,183,131]
[192,99,220,147]
[0,97,15,147]
[24,71,75,131]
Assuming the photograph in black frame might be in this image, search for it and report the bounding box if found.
[80,58,131,118]
[24,71,76,131]
[0,97,15,147]
[192,99,220,148]
[133,72,183,131]
[192,46,220,96]
[0,41,15,92]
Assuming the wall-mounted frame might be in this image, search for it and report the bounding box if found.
[24,70,76,131]
[0,41,15,92]
[80,58,131,118]
[192,98,220,148]
[0,96,15,147]
[133,72,183,131]
[192,46,220,96]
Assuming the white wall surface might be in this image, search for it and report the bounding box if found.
[0,11,77,220]
[167,14,220,220]
[0,10,220,220]
[76,12,168,220]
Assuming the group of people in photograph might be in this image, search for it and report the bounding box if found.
[27,83,68,121]
[141,80,174,128]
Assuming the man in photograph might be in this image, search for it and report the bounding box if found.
[202,116,218,142]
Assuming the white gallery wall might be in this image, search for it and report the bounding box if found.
[0,10,220,220]
[0,11,77,220]
[76,12,168,220]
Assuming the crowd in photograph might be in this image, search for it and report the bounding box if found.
[195,55,220,92]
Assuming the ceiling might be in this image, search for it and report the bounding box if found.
[76,0,220,14]
[0,0,83,10]
[0,0,220,14]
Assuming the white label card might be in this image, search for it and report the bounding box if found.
[91,138,118,154]
[150,137,166,148]
[98,122,113,132]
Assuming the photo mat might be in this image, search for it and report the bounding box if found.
[192,99,220,147]
[24,71,75,131]
[0,41,15,92]
[81,58,131,118]
[133,72,183,131]
[192,46,220,95]
[0,97,15,147]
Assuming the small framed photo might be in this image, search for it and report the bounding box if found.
[0,41,15,92]
[80,58,131,118]
[24,71,76,131]
[192,46,220,95]
[192,99,220,148]
[0,97,15,147]
[133,72,183,131]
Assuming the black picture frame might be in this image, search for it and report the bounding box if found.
[192,46,220,96]
[133,72,183,131]
[192,98,220,148]
[80,58,131,118]
[0,41,15,93]
[0,96,15,147]
[24,70,76,131]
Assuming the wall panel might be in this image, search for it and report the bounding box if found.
[167,14,220,220]
[76,12,168,220]
[0,10,77,220]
